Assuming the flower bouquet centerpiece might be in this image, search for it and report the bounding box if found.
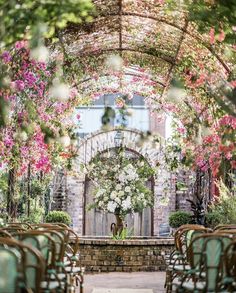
[84,150,156,237]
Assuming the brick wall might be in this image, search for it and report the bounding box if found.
[76,238,174,272]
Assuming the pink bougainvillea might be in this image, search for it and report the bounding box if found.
[0,41,80,176]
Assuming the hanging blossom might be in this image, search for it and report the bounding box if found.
[178,115,236,177]
[0,41,81,176]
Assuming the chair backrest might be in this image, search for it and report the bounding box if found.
[186,229,210,263]
[67,228,80,256]
[2,226,27,234]
[32,223,61,229]
[175,225,210,255]
[0,229,12,238]
[0,241,23,293]
[224,240,236,284]
[49,223,69,228]
[7,222,33,230]
[189,234,232,291]
[32,229,66,267]
[204,234,232,291]
[214,224,236,231]
[15,231,56,270]
[214,229,236,238]
[46,228,70,263]
[0,237,45,293]
[18,242,45,293]
[174,225,205,248]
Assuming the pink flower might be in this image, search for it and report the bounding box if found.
[203,134,220,145]
[23,71,37,87]
[177,127,185,134]
[15,40,27,50]
[219,115,236,129]
[14,80,25,91]
[35,155,51,172]
[225,152,233,160]
[230,161,236,169]
[231,80,236,88]
[92,93,100,100]
[70,88,78,99]
[4,136,14,148]
[116,98,125,108]
[126,92,133,100]
[1,51,11,63]
[218,30,225,42]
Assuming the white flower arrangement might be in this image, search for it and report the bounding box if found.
[84,150,156,217]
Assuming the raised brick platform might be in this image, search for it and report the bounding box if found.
[76,237,174,272]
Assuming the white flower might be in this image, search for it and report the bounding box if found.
[118,191,125,197]
[139,161,144,167]
[125,186,131,193]
[58,135,71,147]
[114,166,119,172]
[95,189,105,198]
[127,171,138,181]
[30,45,49,62]
[116,184,122,191]
[110,191,117,199]
[115,197,121,204]
[121,197,132,211]
[50,81,70,101]
[107,201,117,213]
[98,201,104,208]
[101,170,107,175]
[105,54,123,71]
[118,174,126,183]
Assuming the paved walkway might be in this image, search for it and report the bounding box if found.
[83,272,166,293]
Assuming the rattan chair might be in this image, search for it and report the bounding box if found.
[165,225,210,292]
[174,233,233,292]
[15,230,65,292]
[0,236,45,293]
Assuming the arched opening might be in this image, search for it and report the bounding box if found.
[82,147,154,236]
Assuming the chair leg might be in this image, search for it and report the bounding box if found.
[75,274,84,293]
[165,269,173,293]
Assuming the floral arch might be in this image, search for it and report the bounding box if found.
[50,0,236,177]
[49,0,235,231]
[55,0,233,108]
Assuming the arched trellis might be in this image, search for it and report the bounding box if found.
[54,0,232,117]
[59,0,232,79]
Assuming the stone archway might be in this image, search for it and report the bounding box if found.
[64,128,176,235]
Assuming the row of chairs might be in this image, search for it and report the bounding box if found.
[0,222,84,293]
[163,224,236,292]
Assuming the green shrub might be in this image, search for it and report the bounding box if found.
[169,210,192,228]
[45,211,72,226]
[206,195,236,228]
[205,210,222,228]
[20,206,44,224]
